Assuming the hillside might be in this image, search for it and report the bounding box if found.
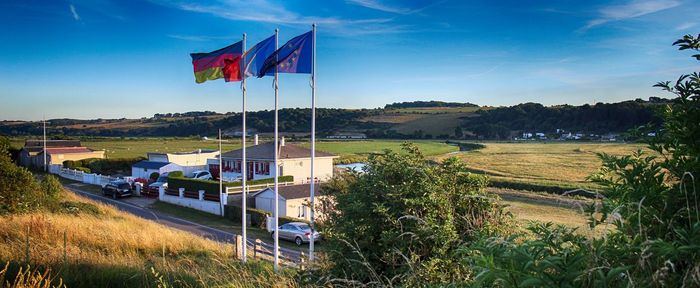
[0,99,668,140]
[0,185,295,287]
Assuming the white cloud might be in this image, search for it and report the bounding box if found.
[582,0,681,30]
[675,21,697,30]
[69,4,80,20]
[346,0,412,14]
[154,0,411,36]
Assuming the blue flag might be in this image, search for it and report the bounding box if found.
[258,31,313,77]
[242,35,276,78]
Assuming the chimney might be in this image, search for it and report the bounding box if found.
[254,134,259,145]
[280,136,285,146]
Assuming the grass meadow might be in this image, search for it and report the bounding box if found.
[0,189,296,287]
[443,142,648,190]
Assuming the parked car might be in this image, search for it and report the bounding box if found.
[188,170,212,180]
[102,180,133,199]
[271,222,321,246]
[148,173,169,191]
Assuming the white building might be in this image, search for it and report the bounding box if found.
[131,161,182,179]
[146,149,219,176]
[211,139,337,183]
[253,184,321,221]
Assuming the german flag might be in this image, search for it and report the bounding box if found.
[190,41,243,84]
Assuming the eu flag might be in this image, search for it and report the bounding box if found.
[242,35,276,78]
[258,31,313,77]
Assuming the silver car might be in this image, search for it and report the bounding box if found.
[272,222,321,246]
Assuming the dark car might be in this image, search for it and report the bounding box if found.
[102,181,133,199]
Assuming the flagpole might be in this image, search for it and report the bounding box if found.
[309,23,317,262]
[241,32,248,263]
[273,28,280,272]
[219,129,224,216]
[43,117,47,172]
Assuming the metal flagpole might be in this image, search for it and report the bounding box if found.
[273,28,280,271]
[43,117,47,172]
[309,23,317,262]
[241,32,248,263]
[219,129,224,216]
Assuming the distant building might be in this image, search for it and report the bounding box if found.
[131,161,181,179]
[19,140,104,169]
[134,149,219,177]
[522,132,533,139]
[212,138,337,183]
[326,132,367,139]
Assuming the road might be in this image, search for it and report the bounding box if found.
[63,185,302,264]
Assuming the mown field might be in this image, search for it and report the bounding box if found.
[300,139,459,163]
[444,142,648,191]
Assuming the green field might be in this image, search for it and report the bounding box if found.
[444,142,648,191]
[300,140,459,163]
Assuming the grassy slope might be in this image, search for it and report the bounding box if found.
[299,140,458,163]
[0,190,296,287]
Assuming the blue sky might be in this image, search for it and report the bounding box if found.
[0,0,698,120]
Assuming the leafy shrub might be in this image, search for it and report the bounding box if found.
[278,216,309,226]
[169,171,184,178]
[167,175,293,195]
[64,157,144,175]
[0,143,58,214]
[74,167,91,174]
[224,205,270,228]
[315,143,510,285]
[58,201,101,216]
[149,172,160,181]
[41,175,62,199]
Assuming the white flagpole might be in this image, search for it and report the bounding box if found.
[309,23,317,262]
[219,129,224,216]
[273,28,280,271]
[241,32,248,263]
[43,117,47,172]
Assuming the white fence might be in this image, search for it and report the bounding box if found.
[158,187,225,215]
[49,164,132,187]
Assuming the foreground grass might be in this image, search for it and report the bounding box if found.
[0,190,297,287]
[447,142,647,190]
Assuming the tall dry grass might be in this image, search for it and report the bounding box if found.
[0,191,297,287]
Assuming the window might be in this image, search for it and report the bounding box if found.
[298,205,306,218]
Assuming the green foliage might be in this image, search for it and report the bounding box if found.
[465,222,630,287]
[149,172,160,181]
[278,216,309,226]
[58,201,101,216]
[167,175,293,195]
[74,167,92,174]
[168,171,183,178]
[316,143,510,285]
[0,143,60,214]
[223,205,270,228]
[64,157,144,175]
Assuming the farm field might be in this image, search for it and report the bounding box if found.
[299,139,459,163]
[446,142,648,190]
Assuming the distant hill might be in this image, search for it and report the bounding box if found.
[0,98,668,140]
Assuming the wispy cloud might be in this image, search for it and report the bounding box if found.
[154,0,409,36]
[675,21,697,30]
[582,0,681,31]
[346,0,412,14]
[69,4,80,21]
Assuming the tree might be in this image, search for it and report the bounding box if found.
[315,143,509,285]
[454,126,463,138]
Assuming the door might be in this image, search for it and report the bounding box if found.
[247,162,254,180]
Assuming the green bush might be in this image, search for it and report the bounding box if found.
[223,205,270,228]
[168,171,184,178]
[41,175,62,199]
[278,216,309,226]
[0,141,57,214]
[64,157,144,175]
[149,172,160,181]
[74,167,92,174]
[167,175,293,195]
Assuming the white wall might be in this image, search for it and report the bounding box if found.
[255,189,286,217]
[159,188,223,215]
[280,157,334,184]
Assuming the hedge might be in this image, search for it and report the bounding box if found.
[279,216,310,226]
[74,167,92,174]
[63,157,145,175]
[167,175,294,195]
[224,205,270,229]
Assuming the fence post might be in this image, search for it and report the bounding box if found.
[253,239,258,259]
[300,251,305,270]
[178,188,184,198]
[234,235,239,260]
[159,186,165,200]
[198,190,205,201]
